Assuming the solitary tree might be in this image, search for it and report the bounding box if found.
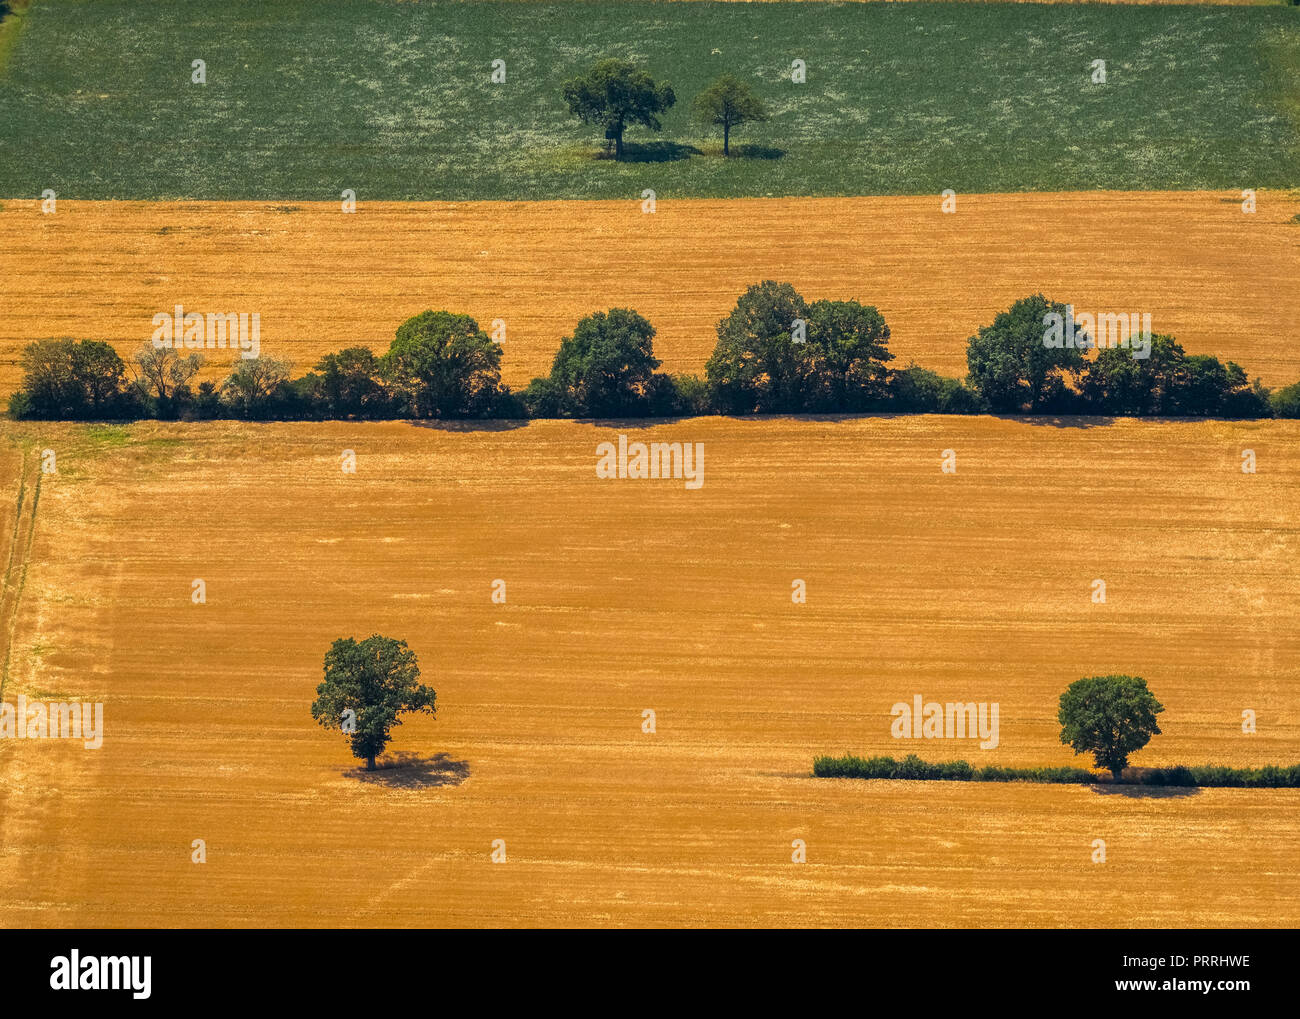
[383,310,503,418]
[692,73,769,156]
[563,58,676,160]
[311,635,436,771]
[1058,675,1164,781]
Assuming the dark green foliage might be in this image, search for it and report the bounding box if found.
[519,375,564,419]
[5,293,1290,422]
[802,300,894,412]
[383,311,505,419]
[1267,380,1300,418]
[1081,335,1270,417]
[705,280,808,414]
[704,282,895,414]
[563,58,675,160]
[965,295,1086,413]
[15,338,138,419]
[889,363,984,414]
[650,373,711,418]
[1058,675,1164,780]
[812,754,1300,787]
[314,346,391,419]
[310,634,436,770]
[543,308,662,416]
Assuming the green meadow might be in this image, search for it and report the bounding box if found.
[0,0,1298,199]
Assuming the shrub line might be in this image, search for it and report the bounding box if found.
[812,754,1300,788]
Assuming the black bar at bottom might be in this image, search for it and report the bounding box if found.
[0,929,1289,1007]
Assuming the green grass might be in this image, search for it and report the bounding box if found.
[1,0,1298,199]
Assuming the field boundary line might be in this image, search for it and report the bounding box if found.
[0,449,38,702]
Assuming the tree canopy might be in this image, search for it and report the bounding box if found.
[965,294,1085,414]
[1058,675,1164,780]
[383,310,504,418]
[705,281,895,414]
[692,73,770,156]
[545,308,662,416]
[563,58,676,160]
[311,635,436,770]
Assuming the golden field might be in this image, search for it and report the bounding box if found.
[1,415,1297,927]
[2,191,1298,399]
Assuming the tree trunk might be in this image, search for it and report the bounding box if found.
[723,123,730,157]
[614,130,623,161]
[366,755,376,771]
[1110,764,1122,782]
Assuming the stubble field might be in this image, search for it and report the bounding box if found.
[2,190,1299,400]
[1,415,1297,927]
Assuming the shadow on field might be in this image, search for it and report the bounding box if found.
[1088,784,1200,799]
[408,418,528,433]
[729,143,786,160]
[994,414,1116,429]
[345,752,470,789]
[599,141,703,163]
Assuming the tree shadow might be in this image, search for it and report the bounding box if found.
[729,143,786,160]
[992,413,1117,429]
[407,418,528,432]
[1088,784,1200,799]
[344,751,470,789]
[599,141,703,163]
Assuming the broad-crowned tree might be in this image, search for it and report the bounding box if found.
[1058,675,1164,781]
[563,58,676,161]
[311,635,436,771]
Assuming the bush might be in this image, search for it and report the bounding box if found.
[648,373,709,418]
[889,364,984,414]
[519,376,565,419]
[1269,381,1300,419]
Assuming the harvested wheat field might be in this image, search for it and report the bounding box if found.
[2,191,1298,399]
[0,415,1297,927]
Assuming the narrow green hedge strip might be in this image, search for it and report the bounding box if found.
[812,754,1300,788]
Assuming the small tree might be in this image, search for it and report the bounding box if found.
[563,58,676,161]
[1058,675,1164,781]
[311,635,436,770]
[692,73,769,156]
[220,355,293,418]
[130,343,204,406]
[314,346,388,418]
